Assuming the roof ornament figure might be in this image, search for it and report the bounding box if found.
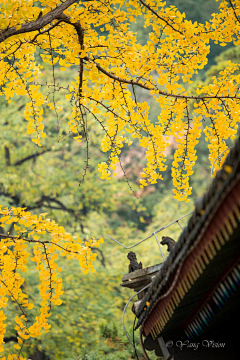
[127,252,142,273]
[160,236,176,253]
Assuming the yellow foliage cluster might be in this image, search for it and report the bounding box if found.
[0,206,102,357]
[1,0,240,201]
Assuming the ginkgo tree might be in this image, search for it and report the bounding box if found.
[0,64,154,359]
[1,0,240,358]
[1,0,240,201]
[0,206,103,357]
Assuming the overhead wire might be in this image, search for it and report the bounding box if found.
[133,316,140,360]
[122,283,151,359]
[118,211,193,359]
[107,211,194,259]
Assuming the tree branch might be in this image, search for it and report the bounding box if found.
[35,195,76,214]
[91,247,105,267]
[139,0,184,35]
[4,146,10,166]
[14,149,50,166]
[0,233,84,255]
[0,0,77,43]
[3,336,18,343]
[84,56,152,90]
[228,0,240,25]
[84,57,240,100]
[31,20,63,42]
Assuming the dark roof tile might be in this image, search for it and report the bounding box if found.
[135,136,240,329]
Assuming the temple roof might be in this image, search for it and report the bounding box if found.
[135,137,240,340]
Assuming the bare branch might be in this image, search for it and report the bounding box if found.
[35,195,76,215]
[14,149,50,166]
[91,247,106,267]
[4,146,10,166]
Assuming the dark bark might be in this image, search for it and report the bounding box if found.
[14,149,50,166]
[4,336,18,343]
[0,0,77,43]
[4,146,10,166]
